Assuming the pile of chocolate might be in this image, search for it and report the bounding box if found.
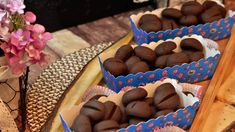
[103,38,204,77]
[71,83,181,132]
[138,1,226,33]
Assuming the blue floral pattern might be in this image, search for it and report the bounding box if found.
[130,15,235,45]
[99,54,220,92]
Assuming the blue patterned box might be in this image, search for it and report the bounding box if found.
[130,1,235,45]
[99,35,220,92]
[60,79,203,132]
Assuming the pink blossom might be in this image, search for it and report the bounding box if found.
[10,29,31,49]
[0,9,7,21]
[33,24,45,33]
[6,0,25,14]
[25,44,40,60]
[0,25,10,41]
[24,11,36,23]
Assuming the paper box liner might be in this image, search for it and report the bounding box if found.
[99,35,220,92]
[130,0,235,45]
[60,78,202,132]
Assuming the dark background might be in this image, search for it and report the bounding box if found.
[24,0,151,32]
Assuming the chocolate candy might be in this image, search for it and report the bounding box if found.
[154,55,169,68]
[129,61,149,74]
[129,117,145,125]
[181,1,203,16]
[80,100,105,122]
[180,38,203,51]
[162,8,183,20]
[89,94,107,101]
[126,101,152,118]
[120,123,129,128]
[125,56,141,70]
[161,19,179,30]
[201,5,224,23]
[154,109,173,118]
[115,45,133,61]
[143,97,154,105]
[153,83,180,110]
[155,41,177,56]
[167,52,189,67]
[202,1,218,9]
[93,120,120,132]
[179,15,199,26]
[122,88,147,106]
[71,115,92,132]
[210,4,226,17]
[104,101,122,122]
[138,14,161,26]
[139,22,162,33]
[183,51,204,62]
[134,46,156,62]
[103,58,127,76]
[183,91,195,97]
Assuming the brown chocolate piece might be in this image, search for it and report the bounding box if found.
[155,55,170,68]
[104,101,122,122]
[180,38,203,51]
[167,53,189,67]
[126,101,152,118]
[93,120,120,132]
[71,115,92,132]
[179,15,199,26]
[120,123,129,128]
[129,117,145,125]
[125,56,141,70]
[202,1,218,10]
[212,4,226,17]
[201,5,224,23]
[181,1,203,16]
[143,97,154,105]
[138,14,161,26]
[183,91,195,97]
[161,19,179,31]
[122,88,147,106]
[134,46,156,62]
[154,109,173,118]
[89,94,107,101]
[139,22,162,33]
[129,61,150,74]
[183,51,204,62]
[80,100,105,122]
[153,83,180,110]
[155,41,177,56]
[162,8,183,19]
[103,58,127,76]
[115,45,134,61]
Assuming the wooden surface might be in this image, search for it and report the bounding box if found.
[191,29,235,132]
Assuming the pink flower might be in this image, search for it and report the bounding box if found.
[0,43,25,75]
[24,11,36,23]
[6,0,25,14]
[0,25,10,41]
[0,9,7,21]
[10,29,31,49]
[25,44,40,60]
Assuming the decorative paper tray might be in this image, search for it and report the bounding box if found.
[26,25,235,131]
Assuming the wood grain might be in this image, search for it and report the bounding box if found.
[202,101,235,132]
[190,24,235,132]
[69,17,128,45]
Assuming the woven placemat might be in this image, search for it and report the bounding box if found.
[26,42,112,132]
